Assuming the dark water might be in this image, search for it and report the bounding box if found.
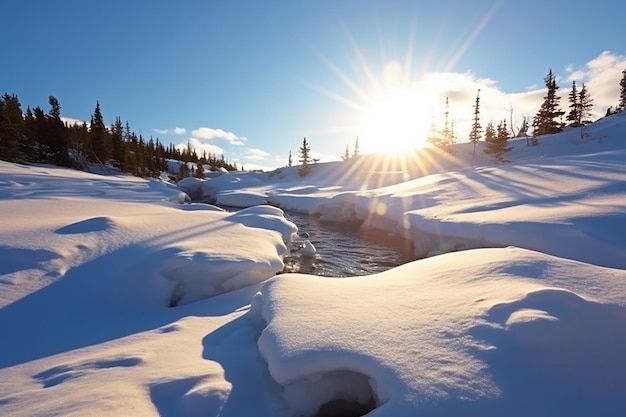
[282,212,415,277]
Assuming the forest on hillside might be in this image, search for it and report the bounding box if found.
[0,94,239,179]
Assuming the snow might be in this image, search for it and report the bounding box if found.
[2,112,626,416]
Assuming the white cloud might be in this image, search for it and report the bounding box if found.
[245,148,271,160]
[391,51,626,141]
[153,127,187,135]
[61,116,87,127]
[191,127,245,145]
[176,138,224,157]
[578,51,626,114]
[401,71,541,139]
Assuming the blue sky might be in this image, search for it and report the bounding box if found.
[3,0,626,170]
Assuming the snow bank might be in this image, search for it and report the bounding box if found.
[252,247,626,416]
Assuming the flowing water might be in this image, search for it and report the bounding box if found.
[282,211,415,277]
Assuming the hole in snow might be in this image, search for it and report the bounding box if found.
[312,396,376,417]
[282,370,379,417]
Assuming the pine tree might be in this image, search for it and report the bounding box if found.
[195,160,205,179]
[298,137,311,176]
[110,117,128,171]
[618,68,626,112]
[566,81,580,127]
[90,101,111,163]
[22,106,38,158]
[0,93,25,162]
[469,89,482,155]
[483,121,496,151]
[441,97,454,146]
[579,83,594,125]
[484,119,510,162]
[288,150,292,167]
[46,96,71,166]
[532,69,562,136]
[353,137,360,157]
[342,144,350,161]
[178,161,189,180]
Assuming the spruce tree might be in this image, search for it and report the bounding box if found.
[532,69,562,136]
[441,97,455,146]
[288,150,292,167]
[90,101,111,163]
[298,137,311,176]
[0,93,25,162]
[195,160,205,179]
[566,81,580,127]
[342,144,350,161]
[579,83,594,125]
[484,119,510,162]
[618,68,626,112]
[353,137,360,157]
[483,121,496,152]
[469,89,482,155]
[110,116,128,171]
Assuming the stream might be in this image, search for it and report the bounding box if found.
[282,211,415,277]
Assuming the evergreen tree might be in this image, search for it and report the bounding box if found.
[0,93,25,162]
[532,69,563,136]
[178,161,189,180]
[90,101,111,163]
[579,83,594,125]
[353,137,360,157]
[288,150,292,167]
[619,68,626,112]
[110,117,128,171]
[441,97,454,146]
[32,107,49,161]
[469,89,482,155]
[47,96,71,166]
[484,119,510,162]
[66,121,90,168]
[342,144,350,161]
[22,106,38,158]
[566,81,580,126]
[298,136,311,176]
[195,160,205,178]
[483,121,496,151]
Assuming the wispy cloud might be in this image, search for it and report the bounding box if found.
[153,127,187,135]
[191,127,246,145]
[572,50,626,114]
[245,148,271,160]
[176,138,224,157]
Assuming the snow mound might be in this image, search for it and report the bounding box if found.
[55,216,117,234]
[227,205,298,245]
[161,249,284,306]
[252,247,626,416]
[177,177,204,200]
[160,205,294,306]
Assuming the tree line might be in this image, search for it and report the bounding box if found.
[434,67,626,161]
[0,94,239,179]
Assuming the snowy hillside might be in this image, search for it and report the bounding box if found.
[1,112,626,416]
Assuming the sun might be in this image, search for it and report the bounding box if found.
[357,62,432,155]
[359,88,432,154]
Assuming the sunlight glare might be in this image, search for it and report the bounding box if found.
[359,61,431,154]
